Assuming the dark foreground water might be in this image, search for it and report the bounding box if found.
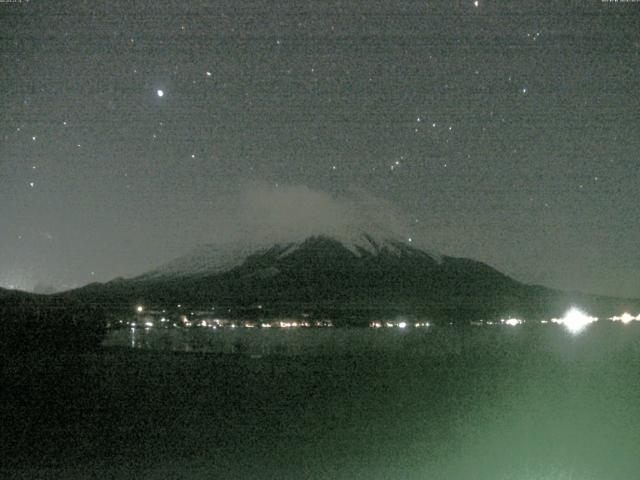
[3,323,640,479]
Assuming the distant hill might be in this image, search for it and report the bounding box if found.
[0,287,106,352]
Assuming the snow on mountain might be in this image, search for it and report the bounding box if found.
[137,228,440,280]
[136,241,263,280]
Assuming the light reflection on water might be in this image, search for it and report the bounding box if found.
[108,325,465,356]
[100,323,640,478]
[12,322,640,479]
[105,322,640,358]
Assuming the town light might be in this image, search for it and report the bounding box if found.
[503,318,522,327]
[559,307,597,334]
[620,312,634,324]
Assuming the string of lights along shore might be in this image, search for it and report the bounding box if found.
[0,1,638,298]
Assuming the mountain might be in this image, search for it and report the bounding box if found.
[138,229,441,280]
[58,233,640,324]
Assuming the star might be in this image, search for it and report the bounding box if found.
[157,89,164,97]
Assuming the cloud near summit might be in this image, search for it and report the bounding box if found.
[223,183,417,247]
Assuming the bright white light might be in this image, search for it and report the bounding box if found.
[398,322,407,329]
[504,318,522,326]
[611,313,638,324]
[136,305,144,313]
[144,321,153,327]
[473,0,479,6]
[156,89,164,97]
[559,307,597,334]
[619,313,634,324]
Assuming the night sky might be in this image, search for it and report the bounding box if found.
[1,0,638,297]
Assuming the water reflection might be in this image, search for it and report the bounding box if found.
[10,320,640,479]
[105,321,640,359]
[108,325,455,356]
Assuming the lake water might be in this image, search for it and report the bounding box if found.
[3,322,640,479]
[104,324,472,356]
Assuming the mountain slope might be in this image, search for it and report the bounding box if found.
[58,233,640,323]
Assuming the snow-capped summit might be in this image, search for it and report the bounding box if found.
[136,229,440,281]
[319,227,438,258]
